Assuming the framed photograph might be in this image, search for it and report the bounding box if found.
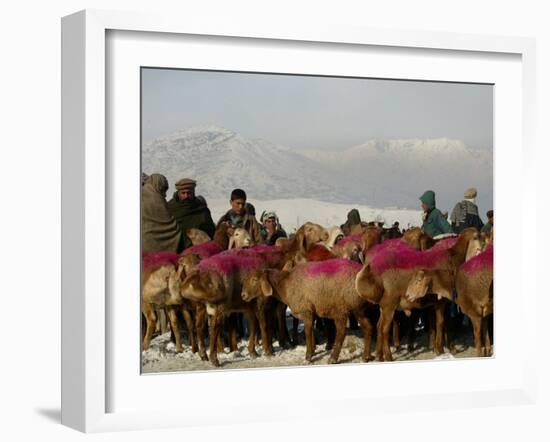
[62,9,537,433]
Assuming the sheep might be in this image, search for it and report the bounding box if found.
[405,244,493,356]
[324,226,344,249]
[402,227,435,251]
[141,251,187,353]
[355,227,483,361]
[241,258,375,364]
[186,228,211,245]
[180,249,279,366]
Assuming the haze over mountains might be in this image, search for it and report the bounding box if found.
[142,126,493,213]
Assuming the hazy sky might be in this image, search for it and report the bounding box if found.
[141,68,493,151]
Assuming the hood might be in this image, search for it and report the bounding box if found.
[419,190,436,210]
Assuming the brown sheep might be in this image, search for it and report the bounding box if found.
[180,249,278,366]
[405,244,493,357]
[355,228,483,361]
[241,258,375,364]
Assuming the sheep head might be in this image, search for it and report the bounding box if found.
[186,228,211,245]
[241,270,273,302]
[455,227,483,262]
[227,227,252,249]
[294,222,329,253]
[323,226,344,249]
[176,253,201,281]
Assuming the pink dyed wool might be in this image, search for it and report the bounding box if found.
[182,241,223,259]
[224,245,284,266]
[334,233,362,248]
[302,258,362,278]
[461,244,493,275]
[368,240,451,275]
[196,251,267,276]
[142,251,179,273]
[431,237,458,250]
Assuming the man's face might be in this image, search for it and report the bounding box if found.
[421,203,429,212]
[178,188,195,201]
[231,198,246,215]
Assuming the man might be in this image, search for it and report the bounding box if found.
[450,187,485,233]
[481,209,494,235]
[340,208,362,236]
[217,188,262,245]
[141,173,183,253]
[260,211,287,246]
[419,190,453,238]
[167,178,216,249]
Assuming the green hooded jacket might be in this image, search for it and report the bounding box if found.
[419,190,453,238]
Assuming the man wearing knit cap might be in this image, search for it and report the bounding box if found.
[449,187,484,233]
[167,177,216,249]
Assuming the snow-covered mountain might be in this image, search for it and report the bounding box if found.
[142,126,345,202]
[142,126,493,212]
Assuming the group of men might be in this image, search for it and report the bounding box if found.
[141,172,493,255]
[141,173,286,254]
[420,187,493,238]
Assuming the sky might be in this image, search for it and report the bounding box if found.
[141,67,493,152]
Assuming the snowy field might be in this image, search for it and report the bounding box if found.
[142,318,486,374]
[206,197,423,232]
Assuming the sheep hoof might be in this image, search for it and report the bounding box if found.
[249,351,258,359]
[328,357,338,364]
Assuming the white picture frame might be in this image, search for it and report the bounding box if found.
[61,9,537,433]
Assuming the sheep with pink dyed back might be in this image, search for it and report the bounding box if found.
[180,249,279,366]
[241,258,376,364]
[355,227,483,361]
[405,244,493,357]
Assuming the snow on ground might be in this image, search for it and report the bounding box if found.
[141,322,484,374]
[206,197,422,232]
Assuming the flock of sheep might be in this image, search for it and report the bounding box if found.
[141,220,494,368]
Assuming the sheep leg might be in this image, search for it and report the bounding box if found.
[392,317,400,349]
[256,304,273,356]
[377,303,396,362]
[303,314,315,363]
[324,318,336,351]
[227,314,239,352]
[180,305,197,353]
[434,302,446,356]
[208,309,223,367]
[194,304,208,361]
[246,311,259,358]
[166,306,183,353]
[470,315,483,357]
[328,317,347,364]
[356,310,373,362]
[142,302,157,351]
[276,302,291,349]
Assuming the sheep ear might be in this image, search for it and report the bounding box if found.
[227,237,235,250]
[260,276,273,297]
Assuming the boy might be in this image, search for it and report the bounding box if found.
[217,188,263,245]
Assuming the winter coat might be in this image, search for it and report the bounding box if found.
[419,190,453,238]
[341,208,362,235]
[167,193,216,249]
[450,199,484,233]
[261,227,287,246]
[141,174,183,253]
[217,204,263,245]
[481,222,493,235]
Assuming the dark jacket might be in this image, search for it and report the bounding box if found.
[419,190,453,238]
[450,200,484,233]
[261,227,287,246]
[167,194,216,249]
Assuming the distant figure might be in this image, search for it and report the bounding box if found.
[167,177,216,249]
[450,187,484,233]
[141,173,183,253]
[217,188,263,245]
[481,209,494,235]
[341,209,362,236]
[419,190,453,238]
[260,211,287,246]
